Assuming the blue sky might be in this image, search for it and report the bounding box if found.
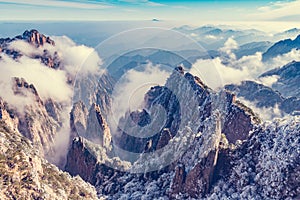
[0,0,299,23]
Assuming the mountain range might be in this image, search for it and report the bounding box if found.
[0,29,299,199]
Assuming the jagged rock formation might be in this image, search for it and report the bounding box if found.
[0,30,77,167]
[73,72,115,119]
[65,67,262,199]
[0,29,55,47]
[0,29,60,68]
[65,137,99,185]
[86,103,112,147]
[22,29,55,46]
[70,101,89,136]
[0,120,98,199]
[92,113,299,200]
[115,67,259,157]
[70,101,112,150]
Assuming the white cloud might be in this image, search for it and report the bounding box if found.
[219,37,239,60]
[271,48,300,66]
[0,35,103,108]
[259,75,279,87]
[0,53,72,104]
[238,97,286,121]
[47,105,73,167]
[220,37,239,52]
[111,62,170,125]
[205,35,218,40]
[254,0,300,20]
[0,34,105,168]
[52,36,102,76]
[8,40,43,57]
[8,35,102,78]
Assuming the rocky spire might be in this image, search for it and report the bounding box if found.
[22,29,55,47]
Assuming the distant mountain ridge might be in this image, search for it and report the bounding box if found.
[262,35,300,61]
[260,61,300,98]
[225,80,300,115]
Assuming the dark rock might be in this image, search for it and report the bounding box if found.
[171,165,186,194]
[65,137,98,184]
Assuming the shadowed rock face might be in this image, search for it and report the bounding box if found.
[222,99,258,143]
[65,137,98,185]
[65,137,130,196]
[171,150,219,198]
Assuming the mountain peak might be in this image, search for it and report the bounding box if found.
[22,29,55,47]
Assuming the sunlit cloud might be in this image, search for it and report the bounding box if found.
[118,0,165,6]
[254,0,300,21]
[0,0,113,9]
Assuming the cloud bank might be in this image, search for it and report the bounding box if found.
[52,36,102,76]
[3,35,102,106]
[0,53,71,106]
[190,38,300,90]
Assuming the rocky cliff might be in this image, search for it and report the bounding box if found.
[0,79,63,163]
[115,66,259,156]
[65,66,263,199]
[0,120,98,199]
